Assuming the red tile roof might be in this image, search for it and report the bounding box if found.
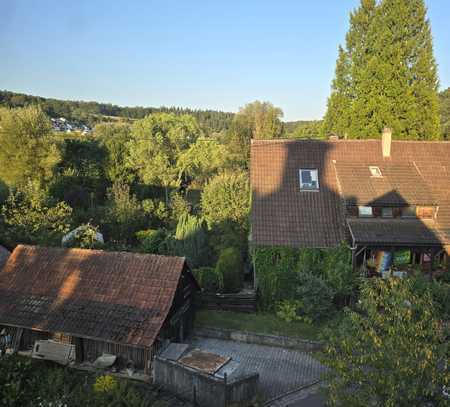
[0,245,187,348]
[251,139,450,248]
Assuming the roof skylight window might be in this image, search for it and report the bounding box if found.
[369,166,382,177]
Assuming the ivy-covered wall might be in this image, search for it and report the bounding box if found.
[252,244,357,311]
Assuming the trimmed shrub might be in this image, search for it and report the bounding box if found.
[216,247,243,293]
[193,267,223,293]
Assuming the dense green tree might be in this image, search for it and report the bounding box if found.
[95,122,134,183]
[440,87,450,139]
[226,101,284,167]
[201,171,250,229]
[174,213,210,268]
[51,137,108,209]
[177,137,228,186]
[127,113,201,203]
[284,120,323,139]
[323,278,449,406]
[324,0,441,139]
[322,46,353,137]
[0,106,60,187]
[103,181,146,244]
[1,185,72,246]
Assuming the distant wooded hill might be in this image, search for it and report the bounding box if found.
[0,90,235,133]
[0,90,321,137]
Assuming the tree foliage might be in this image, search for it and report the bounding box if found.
[177,137,228,186]
[1,186,72,246]
[95,122,134,183]
[174,213,210,268]
[127,113,201,202]
[0,106,60,187]
[201,171,250,228]
[323,278,449,407]
[323,0,441,140]
[440,87,450,139]
[226,101,284,166]
[103,181,146,244]
[215,247,243,293]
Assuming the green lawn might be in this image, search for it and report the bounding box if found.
[195,310,341,341]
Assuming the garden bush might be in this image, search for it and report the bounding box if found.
[0,355,167,406]
[253,244,356,312]
[136,229,168,254]
[216,247,243,293]
[193,267,223,293]
[294,272,335,322]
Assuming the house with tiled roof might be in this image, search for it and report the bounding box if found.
[250,129,450,274]
[0,245,198,375]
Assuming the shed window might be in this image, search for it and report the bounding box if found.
[358,206,373,217]
[299,169,319,190]
[369,166,382,177]
[382,208,393,218]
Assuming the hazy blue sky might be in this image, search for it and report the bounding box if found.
[1,0,449,121]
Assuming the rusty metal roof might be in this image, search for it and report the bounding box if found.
[0,245,187,348]
[179,349,230,374]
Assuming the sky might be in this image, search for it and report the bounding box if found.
[1,0,449,121]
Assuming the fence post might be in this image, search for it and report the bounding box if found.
[224,372,228,407]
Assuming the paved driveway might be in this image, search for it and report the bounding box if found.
[189,337,326,402]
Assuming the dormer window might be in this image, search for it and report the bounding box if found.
[299,169,319,191]
[369,166,382,177]
[358,206,373,217]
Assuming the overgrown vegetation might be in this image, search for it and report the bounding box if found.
[0,356,171,407]
[0,101,282,290]
[253,245,360,315]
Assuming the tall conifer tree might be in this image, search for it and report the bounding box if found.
[323,0,440,139]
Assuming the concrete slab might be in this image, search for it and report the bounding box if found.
[189,337,326,401]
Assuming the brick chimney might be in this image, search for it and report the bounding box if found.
[382,127,392,158]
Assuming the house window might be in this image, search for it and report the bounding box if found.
[358,206,373,217]
[402,206,416,218]
[369,166,382,177]
[382,208,393,218]
[299,169,319,190]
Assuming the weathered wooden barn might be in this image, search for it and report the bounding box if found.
[0,245,199,374]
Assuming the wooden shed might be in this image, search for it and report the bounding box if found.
[0,245,199,374]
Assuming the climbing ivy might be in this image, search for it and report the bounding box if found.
[252,243,359,311]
